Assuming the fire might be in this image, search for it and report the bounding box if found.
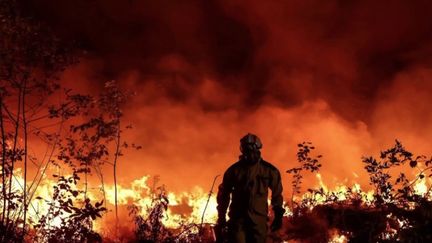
[16,172,219,230]
[104,178,219,228]
[414,178,428,196]
[4,166,431,242]
[295,173,375,208]
[329,233,348,243]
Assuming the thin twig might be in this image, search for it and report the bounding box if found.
[201,174,220,228]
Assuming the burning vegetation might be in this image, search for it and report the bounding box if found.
[2,137,432,242]
[282,141,432,243]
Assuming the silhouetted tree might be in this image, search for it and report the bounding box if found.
[1,0,76,240]
[1,2,139,242]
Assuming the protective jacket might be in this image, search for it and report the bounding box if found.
[217,158,285,224]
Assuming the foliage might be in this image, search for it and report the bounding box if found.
[1,1,138,242]
[1,0,77,240]
[286,142,322,211]
[128,185,175,242]
[128,183,214,243]
[283,140,432,243]
[33,172,106,243]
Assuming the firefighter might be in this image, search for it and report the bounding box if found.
[216,133,285,243]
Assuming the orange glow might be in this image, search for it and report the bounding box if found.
[4,1,432,241]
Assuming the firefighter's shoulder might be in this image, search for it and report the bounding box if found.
[224,160,243,173]
[260,160,280,172]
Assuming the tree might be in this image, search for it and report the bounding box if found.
[1,2,138,242]
[98,80,129,232]
[1,0,76,240]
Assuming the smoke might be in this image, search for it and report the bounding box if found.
[23,0,432,191]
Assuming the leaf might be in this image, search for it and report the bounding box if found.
[95,200,104,208]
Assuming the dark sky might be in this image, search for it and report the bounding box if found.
[24,0,432,122]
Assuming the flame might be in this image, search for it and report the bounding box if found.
[296,173,375,208]
[329,233,348,243]
[414,178,428,196]
[3,166,431,243]
[104,177,219,228]
[15,173,218,230]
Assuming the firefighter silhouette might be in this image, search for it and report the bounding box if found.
[216,133,285,243]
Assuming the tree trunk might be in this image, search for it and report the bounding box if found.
[1,97,6,226]
[6,86,21,228]
[113,119,120,234]
[22,79,28,238]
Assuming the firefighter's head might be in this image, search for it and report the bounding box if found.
[240,133,262,164]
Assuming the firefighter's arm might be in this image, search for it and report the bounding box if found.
[270,169,285,231]
[216,168,234,224]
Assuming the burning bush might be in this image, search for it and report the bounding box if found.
[33,172,106,243]
[127,183,215,243]
[283,140,432,242]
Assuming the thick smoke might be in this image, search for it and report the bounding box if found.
[25,0,432,191]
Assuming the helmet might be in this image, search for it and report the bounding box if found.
[240,133,262,153]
